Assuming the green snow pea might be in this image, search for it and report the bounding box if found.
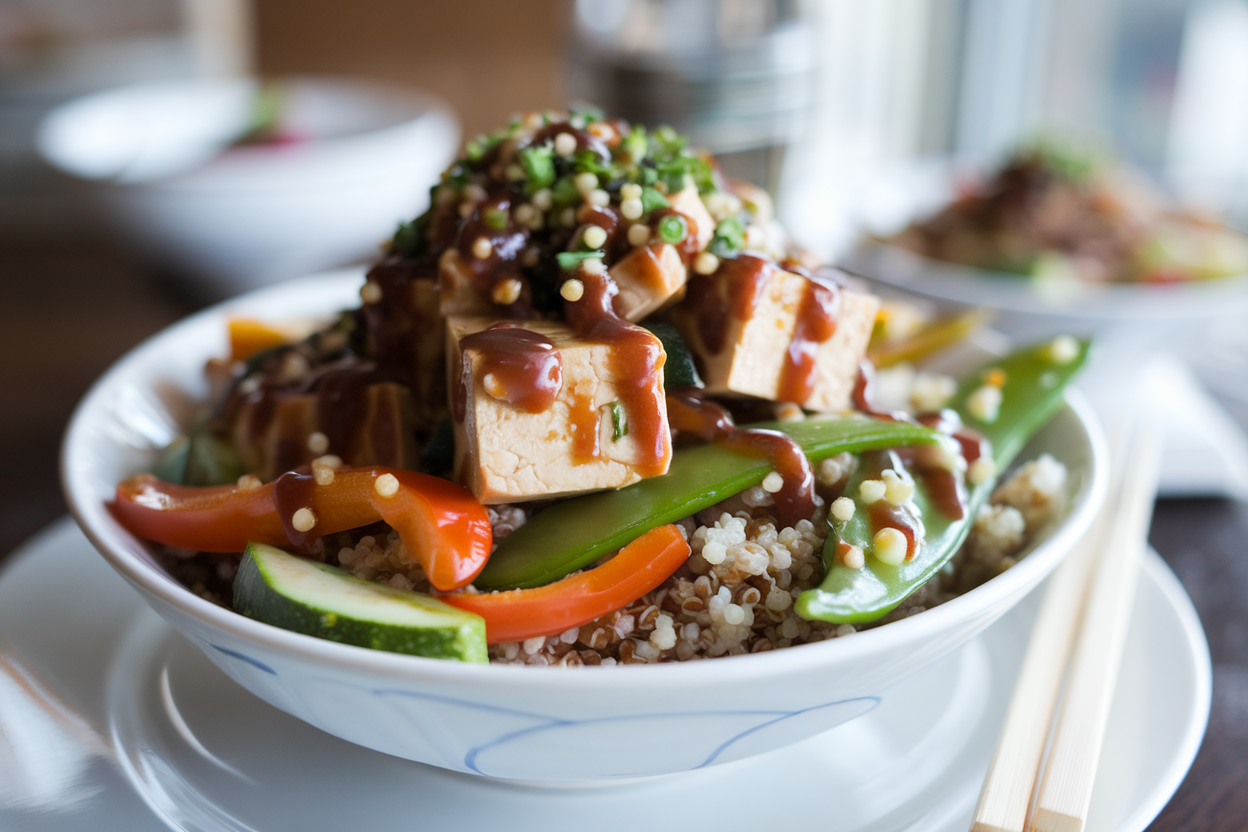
[474,417,943,590]
[796,337,1091,624]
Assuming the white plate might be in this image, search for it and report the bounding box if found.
[0,519,1211,832]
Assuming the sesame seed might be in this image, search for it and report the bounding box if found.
[587,188,610,207]
[694,252,720,275]
[236,474,262,491]
[582,225,608,249]
[514,204,537,225]
[882,470,914,505]
[1047,334,1080,365]
[307,431,329,455]
[560,279,585,301]
[554,132,577,157]
[967,384,1003,423]
[762,471,785,493]
[859,479,886,504]
[471,237,493,260]
[574,172,598,193]
[620,183,642,200]
[491,278,523,305]
[359,281,383,304]
[292,507,317,533]
[483,372,507,399]
[968,456,996,486]
[830,497,855,523]
[873,528,907,565]
[374,473,400,498]
[627,223,651,246]
[531,189,553,211]
[581,257,606,275]
[620,197,644,220]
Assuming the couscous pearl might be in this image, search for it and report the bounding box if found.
[237,474,262,491]
[761,471,784,493]
[574,172,598,193]
[968,456,996,486]
[313,463,335,486]
[491,278,523,306]
[514,204,537,225]
[842,545,865,570]
[292,508,317,533]
[463,184,487,204]
[582,225,608,249]
[307,431,329,455]
[587,188,610,207]
[483,373,506,399]
[560,279,585,301]
[457,202,474,219]
[859,479,886,504]
[471,237,493,260]
[873,528,908,565]
[315,454,343,469]
[1048,334,1080,364]
[560,207,577,228]
[359,281,382,304]
[627,223,651,246]
[620,183,642,200]
[374,473,400,498]
[694,252,720,275]
[620,197,644,220]
[882,471,914,506]
[531,189,553,211]
[554,132,577,157]
[967,384,1003,423]
[521,246,541,267]
[830,497,855,522]
[505,163,526,182]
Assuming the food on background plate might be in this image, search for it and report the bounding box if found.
[112,109,1089,665]
[887,140,1248,284]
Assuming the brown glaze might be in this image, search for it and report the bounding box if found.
[862,450,926,561]
[721,428,817,528]
[456,325,563,419]
[665,388,735,440]
[777,277,840,404]
[564,269,668,475]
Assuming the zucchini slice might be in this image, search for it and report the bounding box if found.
[233,543,487,663]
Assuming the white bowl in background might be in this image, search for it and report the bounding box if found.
[37,78,459,299]
[61,271,1106,782]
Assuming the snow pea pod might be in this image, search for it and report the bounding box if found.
[796,337,1091,624]
[475,417,942,590]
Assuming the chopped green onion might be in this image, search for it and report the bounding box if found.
[607,401,628,441]
[556,250,604,271]
[641,187,670,214]
[482,207,509,231]
[657,214,688,245]
[518,145,555,191]
[708,216,746,258]
[621,127,648,164]
[551,176,581,207]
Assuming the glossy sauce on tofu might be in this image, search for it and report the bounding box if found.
[454,325,563,417]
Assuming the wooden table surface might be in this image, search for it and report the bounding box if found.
[2,235,1245,831]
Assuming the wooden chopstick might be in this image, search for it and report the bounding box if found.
[969,410,1163,832]
[1029,412,1164,831]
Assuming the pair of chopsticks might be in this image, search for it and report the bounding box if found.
[970,408,1165,832]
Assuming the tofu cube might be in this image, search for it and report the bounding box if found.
[667,185,716,251]
[448,317,672,503]
[609,243,687,321]
[675,265,879,411]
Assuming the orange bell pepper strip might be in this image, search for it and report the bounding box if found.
[113,467,491,591]
[228,318,298,362]
[442,524,691,644]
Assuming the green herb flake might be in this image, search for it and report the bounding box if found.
[482,207,509,231]
[641,187,669,214]
[657,214,688,245]
[556,250,605,271]
[518,144,555,191]
[708,216,746,258]
[607,401,628,441]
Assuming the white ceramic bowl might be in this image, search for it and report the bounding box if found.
[37,78,459,299]
[62,272,1106,782]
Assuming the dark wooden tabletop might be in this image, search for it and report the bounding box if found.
[1,234,1244,831]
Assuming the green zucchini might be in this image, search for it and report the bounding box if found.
[233,543,487,662]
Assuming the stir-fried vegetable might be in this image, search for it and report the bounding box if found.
[443,524,690,643]
[474,417,942,591]
[796,337,1091,623]
[114,467,492,591]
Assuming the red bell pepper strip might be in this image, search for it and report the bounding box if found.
[113,467,491,591]
[441,524,691,644]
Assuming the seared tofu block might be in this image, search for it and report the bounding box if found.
[610,243,687,321]
[675,262,879,412]
[439,249,495,318]
[667,185,716,250]
[448,317,672,504]
[232,381,419,481]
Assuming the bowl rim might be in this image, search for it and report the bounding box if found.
[61,272,1108,690]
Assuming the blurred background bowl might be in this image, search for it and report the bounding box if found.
[35,76,459,300]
